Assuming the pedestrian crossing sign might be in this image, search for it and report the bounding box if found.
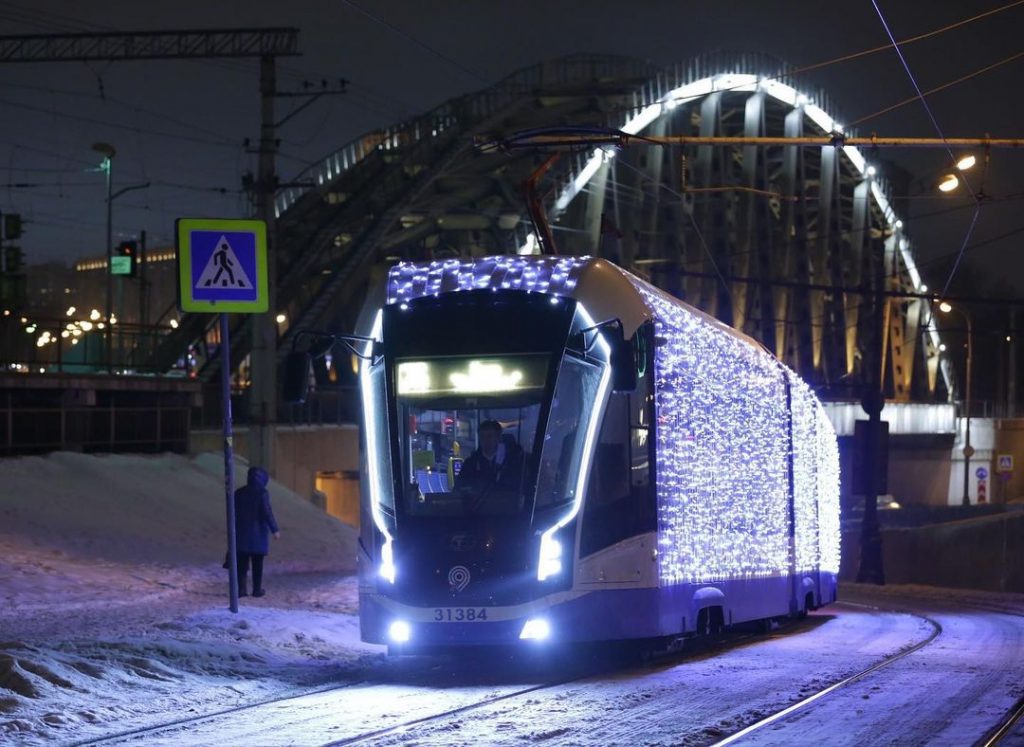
[176,218,268,313]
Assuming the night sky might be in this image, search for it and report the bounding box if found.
[2,0,1023,296]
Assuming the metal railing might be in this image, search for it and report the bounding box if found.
[189,386,360,429]
[1,399,190,455]
[1,316,188,376]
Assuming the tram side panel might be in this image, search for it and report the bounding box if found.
[635,286,795,635]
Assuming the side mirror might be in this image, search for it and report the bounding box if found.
[609,324,637,393]
[282,351,312,404]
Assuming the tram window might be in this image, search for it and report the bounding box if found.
[580,394,634,556]
[399,403,540,517]
[535,354,604,511]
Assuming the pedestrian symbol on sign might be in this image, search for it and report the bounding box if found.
[177,218,267,313]
[195,236,254,290]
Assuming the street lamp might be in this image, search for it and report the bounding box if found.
[935,152,978,195]
[92,142,115,371]
[91,143,150,372]
[939,300,974,506]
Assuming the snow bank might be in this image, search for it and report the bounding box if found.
[0,451,357,570]
[0,451,372,745]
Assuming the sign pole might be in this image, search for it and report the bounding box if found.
[175,216,268,615]
[221,312,239,613]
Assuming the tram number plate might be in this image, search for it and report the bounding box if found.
[433,607,488,622]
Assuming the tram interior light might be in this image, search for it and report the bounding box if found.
[388,620,411,643]
[938,174,959,193]
[519,618,551,641]
[396,357,545,396]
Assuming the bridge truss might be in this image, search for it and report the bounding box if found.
[149,52,951,404]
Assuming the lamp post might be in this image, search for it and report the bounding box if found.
[940,300,974,506]
[92,143,115,372]
[91,143,150,372]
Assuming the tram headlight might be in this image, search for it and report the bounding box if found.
[388,620,411,643]
[519,618,551,641]
[379,539,396,584]
[537,531,562,581]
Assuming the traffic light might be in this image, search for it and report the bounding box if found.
[3,246,24,274]
[3,213,22,240]
[112,240,138,277]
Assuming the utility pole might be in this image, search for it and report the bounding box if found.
[1009,311,1017,419]
[0,26,298,459]
[857,229,887,585]
[250,54,278,476]
[244,75,346,476]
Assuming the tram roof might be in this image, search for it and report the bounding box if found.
[385,255,763,351]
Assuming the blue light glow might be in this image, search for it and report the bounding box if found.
[386,255,590,305]
[626,278,792,584]
[537,302,612,581]
[519,618,551,640]
[388,620,411,643]
[359,311,396,584]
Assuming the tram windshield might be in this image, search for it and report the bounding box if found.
[394,351,606,520]
[397,355,547,518]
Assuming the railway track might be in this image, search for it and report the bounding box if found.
[70,618,786,746]
[711,598,1024,747]
[712,602,942,745]
[69,680,370,747]
[71,599,1024,746]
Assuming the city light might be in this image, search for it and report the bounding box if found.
[938,174,959,193]
[939,301,953,313]
[956,154,977,171]
[169,319,179,329]
[939,343,947,352]
[275,313,286,324]
[66,306,76,316]
[90,309,101,321]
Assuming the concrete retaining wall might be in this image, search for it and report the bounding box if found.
[190,424,360,503]
[841,512,1024,593]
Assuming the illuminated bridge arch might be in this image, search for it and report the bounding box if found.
[150,52,949,403]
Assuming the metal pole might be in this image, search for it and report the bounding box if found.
[962,312,973,506]
[250,53,278,476]
[222,312,239,613]
[1009,311,1017,419]
[104,157,113,373]
[857,220,886,585]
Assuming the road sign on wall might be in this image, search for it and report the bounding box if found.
[176,218,268,313]
[997,454,1014,473]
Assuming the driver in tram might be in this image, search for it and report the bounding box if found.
[454,419,524,514]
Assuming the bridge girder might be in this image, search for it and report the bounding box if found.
[149,52,951,404]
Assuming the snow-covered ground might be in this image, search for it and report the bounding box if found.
[3,452,1024,746]
[0,452,381,745]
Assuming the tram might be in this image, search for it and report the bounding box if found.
[291,255,840,650]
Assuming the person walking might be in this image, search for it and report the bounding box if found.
[233,466,280,597]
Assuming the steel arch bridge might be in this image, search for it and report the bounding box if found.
[149,52,951,403]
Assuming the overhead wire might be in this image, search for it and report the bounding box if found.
[339,0,491,87]
[848,48,1024,127]
[614,155,731,301]
[870,0,984,301]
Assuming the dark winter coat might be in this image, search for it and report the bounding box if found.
[234,467,279,555]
